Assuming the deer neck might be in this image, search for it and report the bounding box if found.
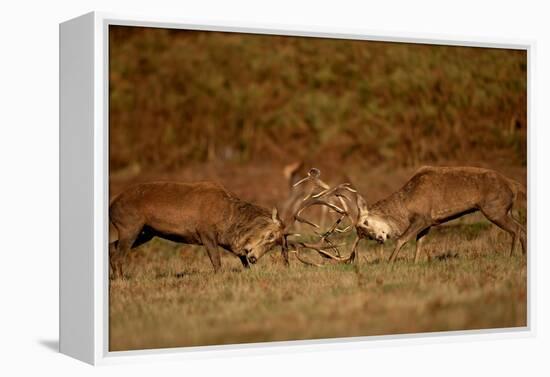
[224,201,272,254]
[373,213,401,238]
[368,208,409,239]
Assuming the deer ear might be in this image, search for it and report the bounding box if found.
[356,194,369,217]
[272,207,282,226]
[283,161,304,185]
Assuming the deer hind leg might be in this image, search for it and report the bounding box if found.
[509,215,527,255]
[109,242,118,278]
[414,227,431,264]
[481,208,521,257]
[111,225,142,279]
[519,227,526,255]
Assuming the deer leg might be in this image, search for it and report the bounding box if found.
[201,235,221,272]
[281,238,290,267]
[481,210,521,257]
[113,226,142,279]
[519,228,527,255]
[109,242,118,279]
[388,239,406,264]
[349,236,361,264]
[389,220,427,263]
[239,255,250,269]
[414,227,431,264]
[510,216,527,255]
[281,248,290,267]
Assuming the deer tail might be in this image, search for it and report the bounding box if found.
[506,177,527,228]
[506,178,526,203]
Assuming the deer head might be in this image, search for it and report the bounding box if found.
[354,194,392,243]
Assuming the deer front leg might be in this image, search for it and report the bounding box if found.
[200,235,221,272]
[281,247,290,267]
[238,255,251,269]
[389,219,427,263]
[281,237,290,267]
[388,239,407,263]
[349,236,361,264]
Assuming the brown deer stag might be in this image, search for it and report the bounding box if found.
[109,181,285,277]
[353,166,527,263]
[284,166,526,265]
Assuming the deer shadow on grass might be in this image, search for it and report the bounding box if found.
[173,267,245,279]
[433,250,460,261]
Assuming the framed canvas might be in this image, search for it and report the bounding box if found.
[59,11,534,365]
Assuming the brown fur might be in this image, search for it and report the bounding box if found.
[109,181,284,277]
[355,166,526,262]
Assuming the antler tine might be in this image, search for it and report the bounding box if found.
[335,225,353,233]
[290,249,324,267]
[296,198,346,218]
[322,236,342,257]
[295,214,320,229]
[293,168,330,191]
[311,182,357,199]
[307,232,344,256]
[292,196,348,231]
[284,168,362,267]
[308,191,355,239]
[337,192,350,213]
[302,242,351,262]
[288,169,349,229]
[285,233,345,263]
[286,239,352,264]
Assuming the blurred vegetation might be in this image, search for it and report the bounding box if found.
[109,26,527,174]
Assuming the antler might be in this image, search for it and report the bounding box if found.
[284,168,360,266]
[292,169,356,230]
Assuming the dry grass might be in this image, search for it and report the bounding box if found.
[109,219,526,351]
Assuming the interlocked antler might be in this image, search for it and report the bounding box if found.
[284,168,361,266]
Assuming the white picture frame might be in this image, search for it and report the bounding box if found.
[59,11,535,365]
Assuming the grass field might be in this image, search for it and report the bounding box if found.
[109,216,527,351]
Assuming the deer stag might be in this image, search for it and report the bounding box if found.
[284,166,527,266]
[109,181,285,277]
[353,166,527,263]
